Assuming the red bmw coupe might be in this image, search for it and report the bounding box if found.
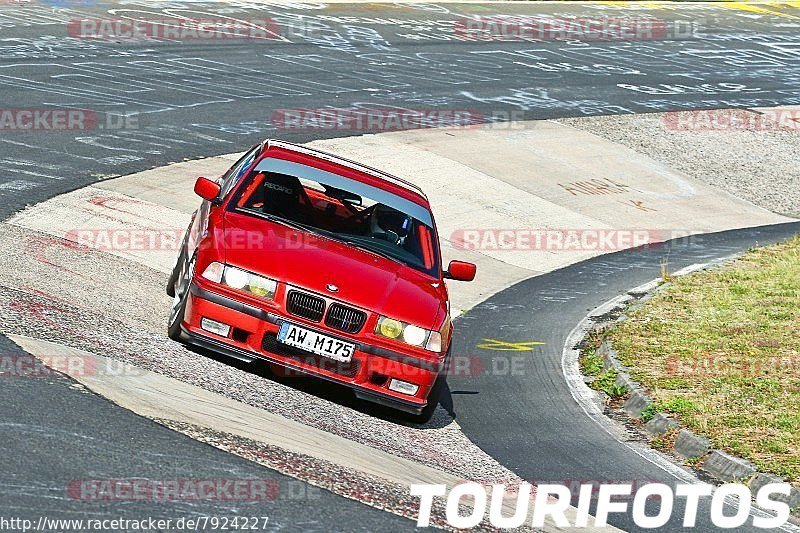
[167,140,475,422]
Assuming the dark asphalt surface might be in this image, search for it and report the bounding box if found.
[448,222,800,532]
[1,1,800,530]
[2,0,800,219]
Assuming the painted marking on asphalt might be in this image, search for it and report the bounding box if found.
[0,179,38,192]
[477,339,545,351]
[722,2,800,20]
[620,199,658,212]
[559,178,631,197]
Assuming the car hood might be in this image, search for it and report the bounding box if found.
[222,212,446,328]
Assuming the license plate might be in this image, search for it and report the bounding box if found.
[277,322,355,363]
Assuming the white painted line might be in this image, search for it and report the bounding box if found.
[672,263,710,277]
[587,294,633,319]
[627,278,661,296]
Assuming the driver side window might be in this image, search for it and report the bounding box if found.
[220,145,260,198]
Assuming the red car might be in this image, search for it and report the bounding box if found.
[167,140,476,422]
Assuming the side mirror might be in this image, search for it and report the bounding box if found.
[445,260,476,282]
[194,177,221,202]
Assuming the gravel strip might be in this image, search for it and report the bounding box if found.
[156,420,536,533]
[557,111,800,218]
[0,223,521,489]
[154,420,453,530]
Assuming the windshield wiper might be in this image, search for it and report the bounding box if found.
[337,237,398,262]
[254,211,322,236]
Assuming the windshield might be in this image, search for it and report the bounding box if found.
[229,158,439,277]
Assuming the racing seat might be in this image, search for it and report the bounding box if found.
[261,173,311,222]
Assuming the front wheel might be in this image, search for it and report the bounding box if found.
[167,228,191,297]
[167,251,193,342]
[403,374,446,425]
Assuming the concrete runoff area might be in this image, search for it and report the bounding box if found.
[2,116,796,529]
[557,107,800,218]
[10,119,789,313]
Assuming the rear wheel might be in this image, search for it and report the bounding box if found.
[167,250,194,342]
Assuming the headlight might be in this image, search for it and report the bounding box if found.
[223,266,249,289]
[375,316,440,352]
[403,324,427,346]
[248,275,276,298]
[201,262,277,300]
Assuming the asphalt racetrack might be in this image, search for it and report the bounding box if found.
[1,1,799,531]
[448,222,800,532]
[3,1,800,217]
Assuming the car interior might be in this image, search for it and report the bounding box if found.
[234,170,438,274]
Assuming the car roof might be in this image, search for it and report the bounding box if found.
[260,139,431,208]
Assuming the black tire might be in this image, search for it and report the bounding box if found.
[167,251,193,342]
[166,262,179,298]
[167,229,191,297]
[402,374,446,425]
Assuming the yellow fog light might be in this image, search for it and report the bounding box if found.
[248,276,277,299]
[377,317,403,339]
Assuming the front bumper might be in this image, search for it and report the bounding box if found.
[181,283,442,414]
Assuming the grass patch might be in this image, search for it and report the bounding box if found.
[640,403,660,423]
[587,368,629,399]
[651,428,680,453]
[609,234,800,482]
[580,352,605,377]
